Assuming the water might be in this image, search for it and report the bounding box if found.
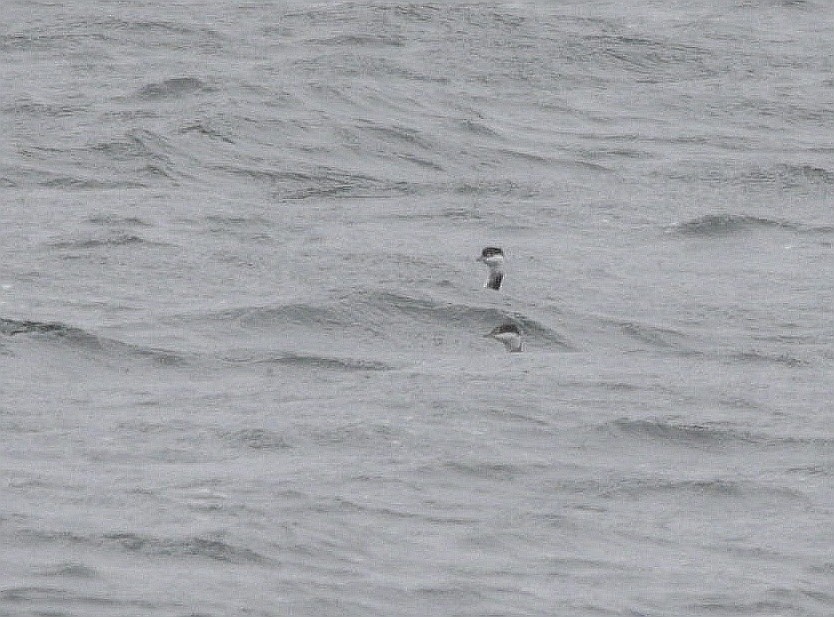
[2,1,833,615]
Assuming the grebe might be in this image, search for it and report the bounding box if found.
[486,323,523,352]
[476,247,504,290]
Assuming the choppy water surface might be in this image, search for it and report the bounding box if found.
[2,1,833,615]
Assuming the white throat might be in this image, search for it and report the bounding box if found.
[493,331,522,352]
[481,255,504,290]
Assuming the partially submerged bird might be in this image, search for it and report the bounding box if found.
[486,323,523,352]
[476,247,504,290]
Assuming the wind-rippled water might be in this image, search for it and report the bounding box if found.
[2,1,833,615]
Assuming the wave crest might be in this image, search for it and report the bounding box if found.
[668,214,796,237]
[605,418,764,448]
[229,290,570,350]
[0,318,188,367]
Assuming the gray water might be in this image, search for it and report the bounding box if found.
[2,1,833,615]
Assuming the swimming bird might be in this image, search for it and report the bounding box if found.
[486,323,523,352]
[477,247,504,290]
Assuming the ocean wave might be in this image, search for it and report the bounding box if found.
[226,302,353,332]
[611,320,691,352]
[308,33,405,48]
[211,164,410,201]
[585,472,809,504]
[597,477,755,500]
[669,214,834,238]
[217,290,570,349]
[178,118,236,143]
[604,418,764,448]
[229,351,395,372]
[439,460,536,481]
[0,585,123,607]
[21,128,187,189]
[729,349,809,368]
[91,128,178,162]
[86,214,152,227]
[222,428,292,451]
[4,99,86,118]
[329,496,480,525]
[594,34,713,82]
[36,563,98,579]
[453,179,541,198]
[36,174,148,190]
[102,532,269,564]
[49,233,163,250]
[0,318,189,367]
[733,163,834,188]
[667,214,802,237]
[0,318,68,337]
[361,291,571,347]
[380,206,483,223]
[691,598,822,616]
[135,77,212,99]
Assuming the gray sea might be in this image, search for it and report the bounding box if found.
[2,1,833,615]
